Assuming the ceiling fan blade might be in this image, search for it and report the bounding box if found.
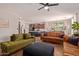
[40,3,45,5]
[38,6,45,10]
[48,3,59,6]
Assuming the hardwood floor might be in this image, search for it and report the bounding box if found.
[64,42,79,56]
[54,44,63,56]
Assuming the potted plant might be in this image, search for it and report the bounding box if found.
[72,22,79,36]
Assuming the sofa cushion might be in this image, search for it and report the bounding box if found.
[69,37,78,46]
[47,32,64,37]
[42,36,62,40]
[23,33,33,39]
[16,34,23,40]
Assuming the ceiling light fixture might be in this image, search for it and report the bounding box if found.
[38,3,59,11]
[44,6,49,10]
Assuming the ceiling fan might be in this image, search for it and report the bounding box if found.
[38,3,59,11]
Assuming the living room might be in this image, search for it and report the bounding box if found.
[0,3,79,56]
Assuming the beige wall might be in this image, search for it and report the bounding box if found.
[0,12,26,42]
[0,13,18,42]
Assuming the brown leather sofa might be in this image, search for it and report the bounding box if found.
[41,32,68,44]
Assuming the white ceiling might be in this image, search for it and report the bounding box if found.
[0,3,79,23]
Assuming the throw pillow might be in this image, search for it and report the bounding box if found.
[10,34,16,41]
[59,32,64,38]
[59,34,64,38]
[44,32,47,36]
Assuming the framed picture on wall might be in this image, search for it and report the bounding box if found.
[0,20,9,28]
[29,23,45,31]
